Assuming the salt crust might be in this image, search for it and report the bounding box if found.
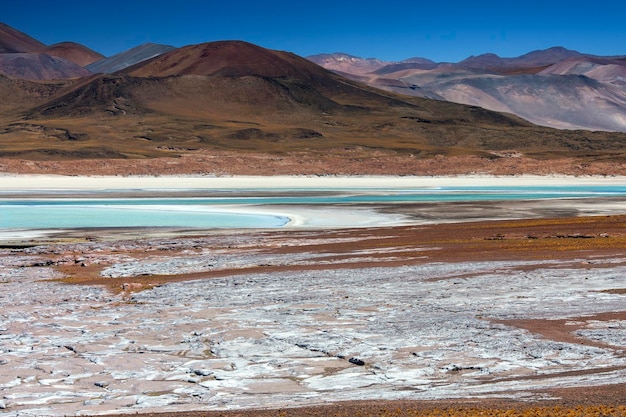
[1,174,626,192]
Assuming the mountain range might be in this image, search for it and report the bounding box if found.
[1,22,625,171]
[308,48,626,132]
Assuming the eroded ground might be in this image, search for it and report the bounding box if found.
[1,216,626,416]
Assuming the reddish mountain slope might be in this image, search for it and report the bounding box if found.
[0,22,45,53]
[33,41,415,121]
[119,40,399,106]
[124,41,340,81]
[44,42,104,66]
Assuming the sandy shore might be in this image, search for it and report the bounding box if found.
[1,174,626,192]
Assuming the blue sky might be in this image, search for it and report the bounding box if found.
[4,0,626,62]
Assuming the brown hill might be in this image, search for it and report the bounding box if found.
[0,74,73,114]
[44,41,105,66]
[40,41,417,119]
[2,40,626,172]
[123,41,358,87]
[0,22,45,53]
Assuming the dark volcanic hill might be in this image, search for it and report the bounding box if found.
[0,74,72,114]
[44,41,104,66]
[86,43,175,74]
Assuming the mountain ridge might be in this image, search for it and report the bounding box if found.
[309,47,626,132]
[0,22,46,53]
[86,43,175,74]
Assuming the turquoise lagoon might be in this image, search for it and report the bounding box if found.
[2,185,626,229]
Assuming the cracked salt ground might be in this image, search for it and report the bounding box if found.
[577,321,626,346]
[1,259,625,416]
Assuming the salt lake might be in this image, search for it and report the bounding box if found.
[3,185,626,229]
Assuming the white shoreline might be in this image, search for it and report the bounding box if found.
[1,174,625,192]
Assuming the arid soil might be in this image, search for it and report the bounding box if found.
[2,151,626,176]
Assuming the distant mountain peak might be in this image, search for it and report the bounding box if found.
[401,57,437,64]
[307,52,388,74]
[516,46,583,65]
[458,53,506,69]
[44,41,105,66]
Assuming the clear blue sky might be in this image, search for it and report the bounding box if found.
[3,0,626,62]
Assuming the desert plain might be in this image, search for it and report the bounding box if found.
[0,174,625,417]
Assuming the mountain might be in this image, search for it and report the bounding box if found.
[0,23,94,80]
[539,56,626,83]
[373,58,438,75]
[512,46,584,68]
[36,40,417,120]
[44,41,104,66]
[86,43,176,74]
[0,53,92,80]
[123,41,352,82]
[0,22,46,53]
[458,53,507,70]
[307,52,388,74]
[399,72,626,132]
[311,47,626,132]
[458,47,585,73]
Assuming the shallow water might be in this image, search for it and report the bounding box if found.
[2,186,626,229]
